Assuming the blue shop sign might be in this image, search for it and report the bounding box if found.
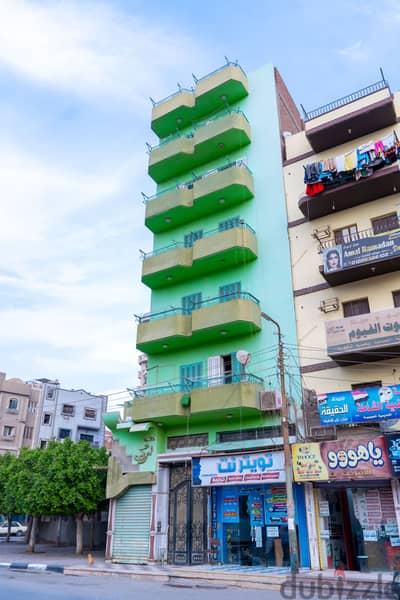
[318,384,400,426]
[384,433,400,477]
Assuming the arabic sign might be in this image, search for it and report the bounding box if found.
[264,486,287,525]
[192,451,285,487]
[384,433,400,477]
[318,384,400,426]
[325,307,400,356]
[249,493,264,526]
[222,493,240,523]
[292,437,391,482]
[322,229,400,274]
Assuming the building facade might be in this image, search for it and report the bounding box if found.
[284,74,400,572]
[105,61,310,567]
[35,378,107,449]
[0,372,41,455]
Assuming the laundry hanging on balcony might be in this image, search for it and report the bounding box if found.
[303,130,400,196]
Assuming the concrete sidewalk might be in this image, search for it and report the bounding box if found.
[0,541,396,592]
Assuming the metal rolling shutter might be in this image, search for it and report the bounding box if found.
[112,485,152,562]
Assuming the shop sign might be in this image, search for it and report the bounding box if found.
[292,437,391,482]
[318,383,400,426]
[266,526,279,538]
[325,307,400,356]
[264,486,287,525]
[222,493,239,523]
[249,493,264,526]
[319,501,330,517]
[322,229,400,274]
[384,433,400,477]
[192,451,285,487]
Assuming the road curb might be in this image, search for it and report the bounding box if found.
[0,562,64,573]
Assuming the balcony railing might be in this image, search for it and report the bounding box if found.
[301,74,390,121]
[129,372,264,399]
[142,159,251,204]
[135,291,260,324]
[151,60,246,108]
[320,225,399,250]
[142,222,255,259]
[147,108,249,152]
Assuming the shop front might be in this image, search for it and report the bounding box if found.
[293,436,400,572]
[193,450,309,567]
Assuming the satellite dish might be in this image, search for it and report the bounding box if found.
[236,350,251,365]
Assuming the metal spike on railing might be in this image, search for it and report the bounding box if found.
[192,73,198,84]
[149,97,156,106]
[145,142,152,153]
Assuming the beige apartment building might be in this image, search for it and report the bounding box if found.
[284,75,400,572]
[0,372,42,455]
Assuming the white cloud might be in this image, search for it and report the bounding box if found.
[0,0,208,105]
[337,40,367,62]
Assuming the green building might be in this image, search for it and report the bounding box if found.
[104,60,309,567]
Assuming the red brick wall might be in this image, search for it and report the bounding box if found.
[274,68,303,160]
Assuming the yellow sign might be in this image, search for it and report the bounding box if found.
[291,443,329,482]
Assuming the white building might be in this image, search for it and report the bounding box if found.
[35,379,107,449]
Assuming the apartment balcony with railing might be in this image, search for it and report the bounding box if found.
[325,305,400,364]
[141,222,257,289]
[135,292,261,353]
[320,225,400,286]
[299,161,400,221]
[151,61,249,138]
[148,110,251,184]
[144,161,254,233]
[301,73,396,152]
[127,373,265,425]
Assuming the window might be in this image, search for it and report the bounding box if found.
[61,404,74,416]
[217,425,296,443]
[393,290,400,308]
[167,433,208,450]
[342,298,370,318]
[372,213,399,235]
[184,229,203,248]
[334,224,358,245]
[80,433,94,443]
[84,408,97,419]
[3,426,15,437]
[219,281,241,302]
[47,388,55,399]
[8,398,18,411]
[218,216,241,232]
[180,363,202,389]
[182,292,202,315]
[23,426,33,439]
[40,440,47,449]
[43,413,51,425]
[221,353,241,384]
[27,400,36,414]
[58,428,71,440]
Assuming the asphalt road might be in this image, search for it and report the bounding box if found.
[0,571,285,600]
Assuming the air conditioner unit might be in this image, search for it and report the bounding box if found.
[259,390,282,411]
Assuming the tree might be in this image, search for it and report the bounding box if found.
[0,453,19,542]
[37,440,108,554]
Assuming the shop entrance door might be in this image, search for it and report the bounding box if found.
[167,463,207,565]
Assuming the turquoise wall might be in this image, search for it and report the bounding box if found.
[144,64,300,408]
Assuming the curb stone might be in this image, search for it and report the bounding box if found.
[0,562,64,573]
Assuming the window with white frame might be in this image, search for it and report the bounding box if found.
[43,413,52,425]
[8,398,18,411]
[84,408,97,419]
[3,425,15,437]
[58,428,71,440]
[61,404,74,416]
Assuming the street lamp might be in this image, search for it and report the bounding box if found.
[261,311,299,574]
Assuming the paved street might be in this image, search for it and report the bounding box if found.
[0,571,284,600]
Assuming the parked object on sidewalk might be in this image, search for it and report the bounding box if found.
[0,520,27,537]
[88,553,94,566]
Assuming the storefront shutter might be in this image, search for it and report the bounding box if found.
[112,485,152,563]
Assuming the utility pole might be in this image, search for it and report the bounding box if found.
[261,312,298,574]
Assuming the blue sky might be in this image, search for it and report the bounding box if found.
[1,0,400,395]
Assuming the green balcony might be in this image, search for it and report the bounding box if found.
[136,292,261,353]
[141,223,258,289]
[129,374,264,425]
[151,62,249,139]
[145,162,254,233]
[148,110,251,184]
